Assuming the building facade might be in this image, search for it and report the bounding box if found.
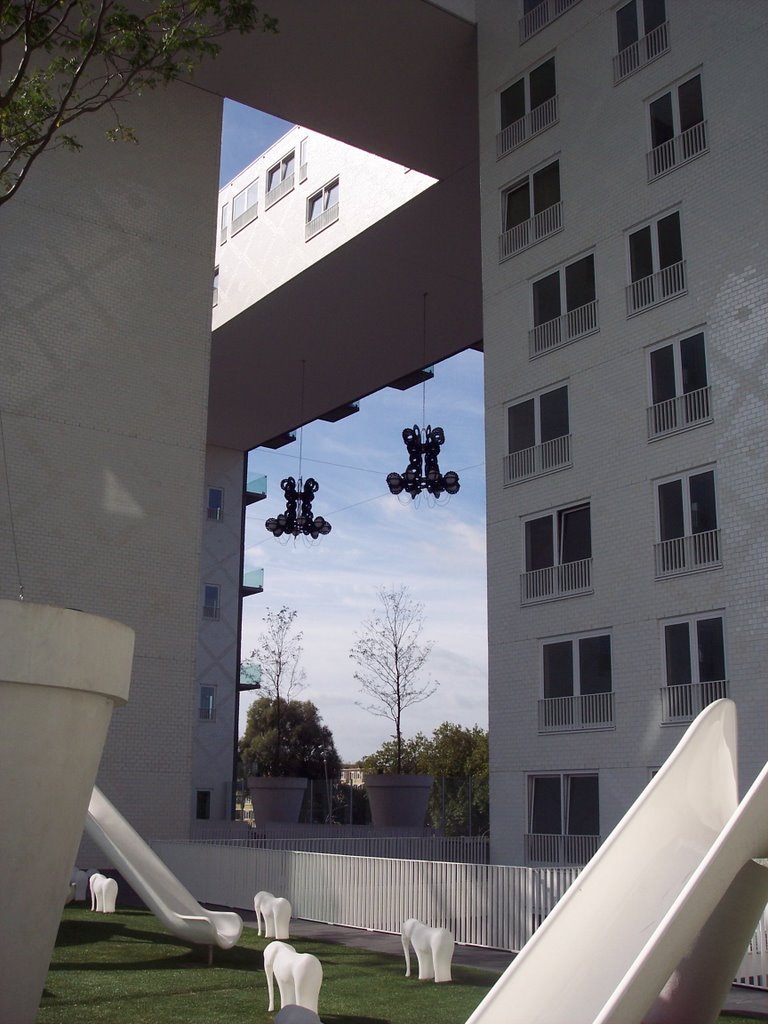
[479,0,768,865]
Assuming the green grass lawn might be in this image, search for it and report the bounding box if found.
[38,908,764,1024]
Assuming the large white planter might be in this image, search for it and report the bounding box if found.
[364,774,434,828]
[247,776,308,825]
[0,601,134,1024]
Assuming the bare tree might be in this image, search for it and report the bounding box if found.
[350,585,438,774]
[243,605,305,774]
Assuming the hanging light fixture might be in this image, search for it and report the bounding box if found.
[265,361,332,540]
[386,294,460,501]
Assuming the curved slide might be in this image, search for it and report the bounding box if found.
[85,786,243,949]
[466,699,768,1024]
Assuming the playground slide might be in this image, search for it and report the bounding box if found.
[465,699,768,1024]
[85,786,243,949]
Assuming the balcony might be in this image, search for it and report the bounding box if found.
[525,832,600,866]
[538,692,614,733]
[264,173,295,210]
[521,557,592,605]
[497,95,559,159]
[242,568,264,596]
[245,473,267,504]
[202,605,220,621]
[198,705,216,721]
[231,203,258,235]
[647,121,708,181]
[306,203,339,241]
[206,506,223,521]
[654,529,721,578]
[626,260,686,316]
[613,21,669,84]
[504,434,571,485]
[529,299,598,358]
[239,663,262,690]
[647,386,712,439]
[519,0,582,43]
[499,201,562,262]
[660,679,729,725]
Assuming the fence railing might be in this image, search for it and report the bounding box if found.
[737,906,768,989]
[654,529,721,578]
[521,557,592,605]
[151,841,578,951]
[660,679,729,724]
[626,260,686,316]
[231,203,258,234]
[499,201,562,261]
[497,95,558,159]
[505,434,571,484]
[306,204,340,241]
[188,834,489,863]
[529,299,598,357]
[518,0,581,43]
[538,691,614,733]
[524,833,601,866]
[647,385,711,439]
[612,21,669,83]
[264,174,295,210]
[647,121,708,180]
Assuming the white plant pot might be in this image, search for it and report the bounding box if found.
[364,774,434,828]
[0,601,134,1024]
[247,776,308,825]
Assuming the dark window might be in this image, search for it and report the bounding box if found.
[500,79,525,130]
[529,57,556,109]
[543,641,573,699]
[196,791,211,820]
[530,776,561,833]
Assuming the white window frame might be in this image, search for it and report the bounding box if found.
[522,500,591,572]
[504,381,571,484]
[612,0,669,84]
[265,151,295,207]
[614,0,665,50]
[646,328,711,438]
[219,202,229,245]
[199,684,217,721]
[299,137,308,182]
[540,631,612,700]
[659,612,728,723]
[529,250,598,356]
[499,158,562,261]
[654,465,718,540]
[206,486,224,521]
[306,177,340,240]
[231,180,259,234]
[203,584,221,620]
[625,207,686,315]
[212,267,219,308]
[497,54,558,158]
[653,464,721,577]
[646,70,707,179]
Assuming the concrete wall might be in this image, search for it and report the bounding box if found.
[478,0,768,863]
[0,80,223,846]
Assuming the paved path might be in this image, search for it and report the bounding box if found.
[244,915,768,1019]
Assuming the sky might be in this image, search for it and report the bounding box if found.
[220,102,488,764]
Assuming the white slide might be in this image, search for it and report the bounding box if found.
[466,699,768,1024]
[85,786,243,949]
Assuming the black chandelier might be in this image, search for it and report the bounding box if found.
[265,476,332,539]
[386,424,460,500]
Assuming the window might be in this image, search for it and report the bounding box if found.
[219,202,229,245]
[196,790,211,820]
[530,253,597,356]
[306,178,340,240]
[265,151,295,207]
[655,468,720,577]
[526,774,600,864]
[519,0,582,44]
[231,180,258,233]
[648,332,711,438]
[500,160,562,260]
[521,502,592,604]
[299,137,308,182]
[498,57,558,158]
[613,0,669,83]
[661,615,727,723]
[203,584,220,621]
[212,268,219,308]
[506,384,570,483]
[540,633,613,732]
[199,685,216,721]
[626,210,685,314]
[648,74,707,179]
[207,487,224,521]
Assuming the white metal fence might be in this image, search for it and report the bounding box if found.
[151,842,577,951]
[188,835,489,863]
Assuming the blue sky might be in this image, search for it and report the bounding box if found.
[220,102,488,763]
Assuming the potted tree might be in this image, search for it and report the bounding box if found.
[349,586,438,828]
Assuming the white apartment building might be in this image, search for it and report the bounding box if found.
[479,0,768,865]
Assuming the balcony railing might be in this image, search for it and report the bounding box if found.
[264,173,295,210]
[660,679,729,724]
[202,605,220,621]
[647,121,708,181]
[505,434,571,484]
[497,95,559,159]
[245,473,267,502]
[654,529,721,578]
[299,162,308,183]
[525,832,600,866]
[521,557,592,605]
[198,706,216,721]
[626,260,686,315]
[538,692,614,733]
[242,568,264,593]
[306,203,340,241]
[613,21,669,84]
[519,0,582,43]
[647,385,712,439]
[239,663,262,689]
[219,224,228,245]
[529,299,598,357]
[231,203,258,235]
[500,201,562,261]
[206,506,223,521]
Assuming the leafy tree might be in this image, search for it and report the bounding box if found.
[358,732,431,775]
[0,0,277,205]
[239,696,341,780]
[242,605,305,775]
[350,585,438,774]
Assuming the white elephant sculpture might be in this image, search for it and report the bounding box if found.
[89,873,118,913]
[255,891,292,939]
[401,918,454,983]
[263,940,323,1014]
[71,867,99,902]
